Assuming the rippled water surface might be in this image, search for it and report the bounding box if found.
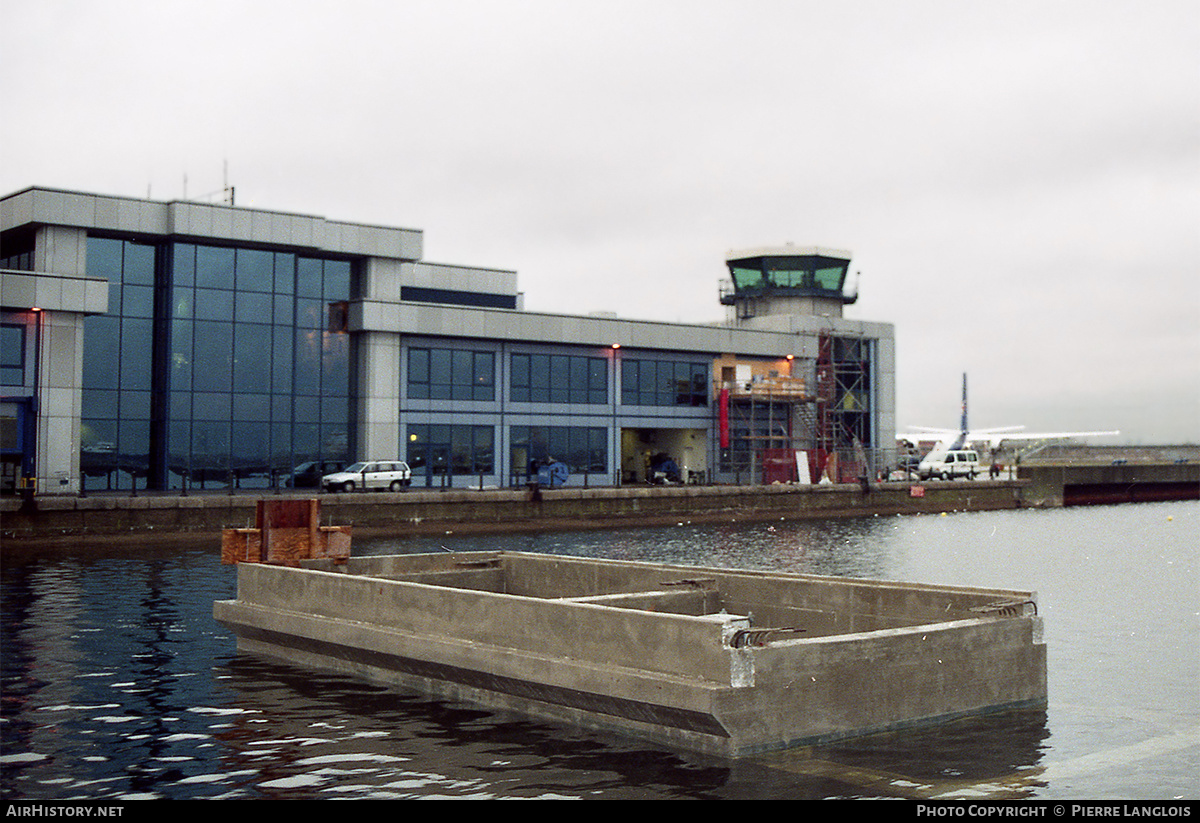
[2,502,1196,799]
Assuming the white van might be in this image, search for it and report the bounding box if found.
[918,450,980,480]
[321,461,412,492]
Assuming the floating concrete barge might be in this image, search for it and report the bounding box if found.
[214,550,1047,756]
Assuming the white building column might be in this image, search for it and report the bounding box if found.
[35,310,87,494]
[355,330,400,461]
[23,225,99,494]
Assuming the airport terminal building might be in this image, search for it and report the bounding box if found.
[1,187,895,494]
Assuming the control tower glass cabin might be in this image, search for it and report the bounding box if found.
[721,246,856,320]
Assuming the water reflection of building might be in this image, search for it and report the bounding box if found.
[1,188,894,493]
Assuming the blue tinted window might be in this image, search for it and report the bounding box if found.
[87,237,124,283]
[83,235,355,490]
[621,358,708,406]
[193,321,232,393]
[408,346,494,402]
[297,258,323,298]
[195,288,234,322]
[173,244,196,287]
[406,423,494,476]
[234,323,271,387]
[123,243,155,287]
[510,425,607,474]
[235,291,273,324]
[510,353,606,404]
[236,249,273,292]
[1,323,25,385]
[196,246,234,290]
[122,284,154,318]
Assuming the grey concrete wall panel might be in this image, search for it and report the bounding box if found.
[0,272,109,314]
[411,262,519,297]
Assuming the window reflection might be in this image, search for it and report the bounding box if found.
[621,359,709,407]
[407,347,495,401]
[509,425,606,477]
[510,352,607,404]
[81,237,356,491]
[406,424,494,483]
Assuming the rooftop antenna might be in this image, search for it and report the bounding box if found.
[223,159,235,206]
[193,162,236,205]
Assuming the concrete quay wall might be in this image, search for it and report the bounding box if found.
[1018,461,1199,507]
[1,480,1026,541]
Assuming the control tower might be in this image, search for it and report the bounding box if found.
[720,245,856,322]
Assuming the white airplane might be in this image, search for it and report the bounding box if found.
[898,373,1120,455]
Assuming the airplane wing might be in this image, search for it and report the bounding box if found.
[977,430,1119,443]
[898,425,1025,445]
[899,429,1119,450]
[972,431,1120,451]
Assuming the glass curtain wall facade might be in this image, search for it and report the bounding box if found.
[80,238,156,489]
[81,237,355,491]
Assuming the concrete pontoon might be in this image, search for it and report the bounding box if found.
[213,551,1047,756]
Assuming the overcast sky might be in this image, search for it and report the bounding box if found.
[4,0,1197,443]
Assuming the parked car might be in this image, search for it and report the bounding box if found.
[290,460,345,488]
[321,461,412,492]
[918,449,980,480]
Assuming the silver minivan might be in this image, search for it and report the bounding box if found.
[321,461,412,492]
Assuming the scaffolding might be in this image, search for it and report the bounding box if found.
[815,330,875,483]
[716,380,812,483]
[714,328,877,485]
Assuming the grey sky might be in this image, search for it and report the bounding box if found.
[4,0,1197,443]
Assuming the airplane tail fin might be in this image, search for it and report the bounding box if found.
[949,373,968,450]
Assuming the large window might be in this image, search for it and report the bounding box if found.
[166,245,353,489]
[80,237,156,490]
[81,237,355,491]
[620,359,708,407]
[1,323,25,386]
[510,353,607,404]
[406,424,494,482]
[510,425,607,477]
[407,347,495,401]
